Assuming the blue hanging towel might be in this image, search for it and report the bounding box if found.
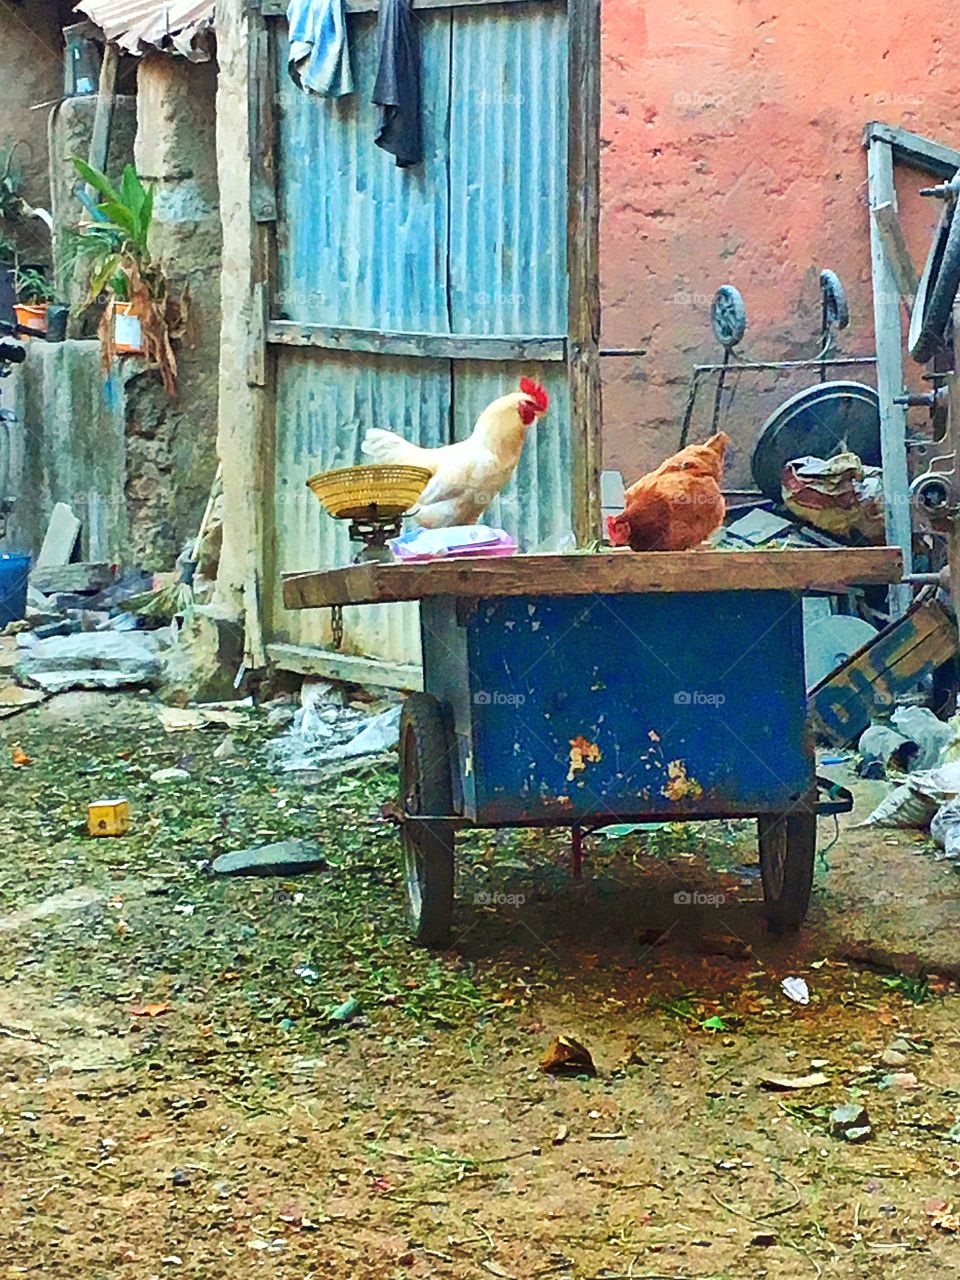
[287,0,354,98]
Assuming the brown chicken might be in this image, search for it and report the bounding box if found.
[606,432,730,552]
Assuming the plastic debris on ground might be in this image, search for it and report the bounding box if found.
[267,679,400,773]
[862,761,960,830]
[158,700,253,732]
[931,797,960,861]
[780,976,810,1005]
[890,706,953,770]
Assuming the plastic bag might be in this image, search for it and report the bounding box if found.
[862,760,960,829]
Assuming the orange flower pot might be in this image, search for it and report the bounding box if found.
[14,303,47,338]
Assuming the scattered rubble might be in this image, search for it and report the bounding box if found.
[15,631,162,693]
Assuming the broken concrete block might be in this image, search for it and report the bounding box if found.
[15,631,161,692]
[30,563,115,595]
[35,502,80,569]
[212,839,327,877]
[0,684,46,717]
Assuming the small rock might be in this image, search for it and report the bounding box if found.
[750,1232,777,1247]
[881,1071,919,1091]
[266,704,295,729]
[880,1048,909,1068]
[151,768,191,784]
[212,839,327,878]
[844,1125,874,1144]
[213,735,238,760]
[830,1102,871,1141]
[170,1168,191,1188]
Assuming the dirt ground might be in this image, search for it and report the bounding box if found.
[3,693,960,1280]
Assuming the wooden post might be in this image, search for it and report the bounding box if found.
[567,0,602,546]
[946,300,960,655]
[867,135,914,616]
[86,42,120,186]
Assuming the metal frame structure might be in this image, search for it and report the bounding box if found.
[864,121,960,616]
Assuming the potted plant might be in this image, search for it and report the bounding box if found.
[13,265,54,336]
[69,158,185,397]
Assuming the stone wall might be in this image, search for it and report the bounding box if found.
[0,0,64,273]
[131,55,222,567]
[2,339,130,563]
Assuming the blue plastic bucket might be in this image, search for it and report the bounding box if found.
[0,554,30,627]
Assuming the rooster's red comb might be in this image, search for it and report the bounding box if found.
[519,377,549,415]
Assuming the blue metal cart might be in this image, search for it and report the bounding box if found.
[284,548,902,945]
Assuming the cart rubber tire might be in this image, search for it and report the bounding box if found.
[910,196,960,364]
[819,269,849,331]
[710,284,747,349]
[758,807,816,933]
[400,693,455,948]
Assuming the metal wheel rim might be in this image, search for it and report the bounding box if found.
[765,821,788,898]
[401,724,424,928]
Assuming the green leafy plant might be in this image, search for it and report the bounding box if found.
[14,265,53,305]
[0,144,25,222]
[69,157,183,396]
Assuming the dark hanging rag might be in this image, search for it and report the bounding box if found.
[372,0,422,168]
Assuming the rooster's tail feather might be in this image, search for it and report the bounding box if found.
[361,429,437,471]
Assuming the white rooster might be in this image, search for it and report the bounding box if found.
[361,377,549,527]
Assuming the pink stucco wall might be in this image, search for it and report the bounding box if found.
[600,0,960,489]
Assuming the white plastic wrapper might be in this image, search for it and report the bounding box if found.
[931,797,960,860]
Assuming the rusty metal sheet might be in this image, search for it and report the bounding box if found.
[75,0,214,56]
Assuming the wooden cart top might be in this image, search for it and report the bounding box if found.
[283,547,904,609]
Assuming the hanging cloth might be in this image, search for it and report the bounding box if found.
[372,0,422,167]
[287,0,354,98]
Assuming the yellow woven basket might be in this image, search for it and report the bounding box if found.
[306,464,432,520]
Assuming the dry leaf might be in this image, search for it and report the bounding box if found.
[540,1035,597,1077]
[11,745,32,767]
[130,1002,171,1018]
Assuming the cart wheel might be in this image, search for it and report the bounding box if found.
[757,806,816,933]
[400,693,455,947]
[819,269,849,331]
[710,285,747,349]
[910,190,960,364]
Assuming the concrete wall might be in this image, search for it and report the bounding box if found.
[600,0,960,489]
[0,0,64,271]
[2,340,130,562]
[124,54,222,568]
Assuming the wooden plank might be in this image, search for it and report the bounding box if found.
[85,43,120,197]
[247,282,268,387]
[268,643,423,691]
[867,137,914,615]
[863,122,960,180]
[266,320,566,362]
[248,16,278,224]
[567,0,602,545]
[809,597,957,744]
[872,201,918,312]
[283,548,904,609]
[260,0,556,13]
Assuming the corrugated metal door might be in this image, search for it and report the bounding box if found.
[267,0,569,668]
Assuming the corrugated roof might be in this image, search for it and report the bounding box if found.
[74,0,215,58]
